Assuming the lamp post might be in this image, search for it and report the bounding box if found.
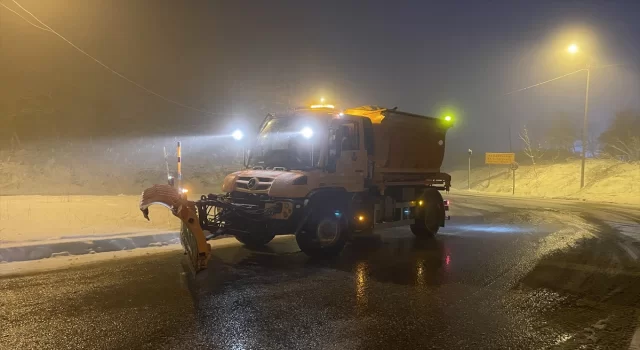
[567,43,590,189]
[504,43,622,189]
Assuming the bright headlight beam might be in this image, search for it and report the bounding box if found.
[300,127,314,139]
[231,129,244,141]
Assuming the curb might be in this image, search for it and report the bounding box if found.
[0,232,180,263]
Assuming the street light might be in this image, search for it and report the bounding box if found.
[505,42,621,189]
[567,42,590,189]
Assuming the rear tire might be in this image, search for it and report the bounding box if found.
[296,213,348,258]
[410,189,443,238]
[235,231,276,247]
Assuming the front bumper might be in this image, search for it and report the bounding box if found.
[229,192,306,234]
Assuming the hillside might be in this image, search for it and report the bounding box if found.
[2,146,638,206]
[0,140,237,196]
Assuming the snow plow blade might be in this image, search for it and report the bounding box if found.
[139,184,211,273]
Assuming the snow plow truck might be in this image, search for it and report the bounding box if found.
[140,105,453,273]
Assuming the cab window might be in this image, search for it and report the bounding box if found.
[340,122,359,151]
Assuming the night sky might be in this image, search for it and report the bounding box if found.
[1,0,639,161]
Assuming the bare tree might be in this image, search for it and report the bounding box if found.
[585,132,601,160]
[603,137,640,162]
[519,125,545,176]
[599,110,640,162]
[545,112,579,161]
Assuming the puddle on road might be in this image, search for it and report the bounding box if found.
[443,209,563,237]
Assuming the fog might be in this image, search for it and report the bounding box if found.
[2,0,639,168]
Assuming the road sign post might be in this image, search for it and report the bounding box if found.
[468,149,473,190]
[484,153,517,194]
[510,162,519,195]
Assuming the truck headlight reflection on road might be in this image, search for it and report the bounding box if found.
[452,224,531,234]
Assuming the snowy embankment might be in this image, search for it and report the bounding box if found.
[0,195,183,263]
[0,195,179,245]
[448,159,640,206]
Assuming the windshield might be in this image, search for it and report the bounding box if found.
[248,115,328,170]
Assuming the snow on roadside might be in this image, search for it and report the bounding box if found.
[448,160,640,206]
[0,195,179,244]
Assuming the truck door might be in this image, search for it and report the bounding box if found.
[325,117,367,191]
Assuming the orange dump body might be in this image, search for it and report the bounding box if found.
[344,106,449,174]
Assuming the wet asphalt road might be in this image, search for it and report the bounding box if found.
[2,194,640,349]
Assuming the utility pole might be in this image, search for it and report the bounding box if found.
[580,68,591,189]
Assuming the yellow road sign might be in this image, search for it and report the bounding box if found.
[485,152,515,165]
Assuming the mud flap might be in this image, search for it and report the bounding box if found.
[139,184,211,273]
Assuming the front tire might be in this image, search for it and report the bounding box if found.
[296,214,348,258]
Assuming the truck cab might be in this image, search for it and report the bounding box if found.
[222,106,370,198]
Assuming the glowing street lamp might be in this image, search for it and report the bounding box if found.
[506,40,620,189]
[567,43,579,54]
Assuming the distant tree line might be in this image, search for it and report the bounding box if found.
[519,109,640,165]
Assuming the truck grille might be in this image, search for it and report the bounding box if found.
[236,176,274,193]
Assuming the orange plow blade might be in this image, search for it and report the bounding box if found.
[139,184,211,272]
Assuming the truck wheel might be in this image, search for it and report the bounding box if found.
[235,231,276,247]
[410,189,444,238]
[296,213,348,258]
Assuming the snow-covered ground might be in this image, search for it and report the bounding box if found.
[0,195,179,245]
[1,159,637,248]
[448,159,640,206]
